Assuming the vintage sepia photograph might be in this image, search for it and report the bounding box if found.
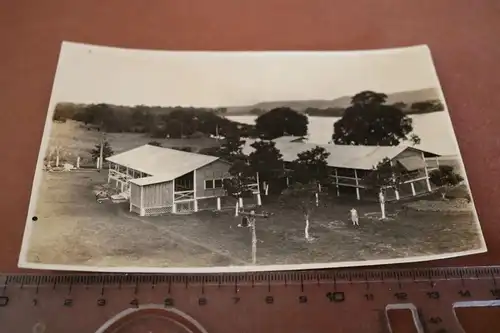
[19,41,486,272]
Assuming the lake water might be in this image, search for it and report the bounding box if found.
[227,111,462,156]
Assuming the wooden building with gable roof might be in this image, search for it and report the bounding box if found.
[242,137,442,201]
[106,144,260,216]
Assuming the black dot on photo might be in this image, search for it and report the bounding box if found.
[32,216,38,222]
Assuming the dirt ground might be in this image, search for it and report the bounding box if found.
[25,171,485,269]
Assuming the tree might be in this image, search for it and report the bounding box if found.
[53,103,77,121]
[164,119,184,138]
[255,107,308,139]
[217,133,245,161]
[91,140,114,162]
[148,141,162,147]
[411,100,444,113]
[332,91,420,146]
[247,141,284,189]
[289,146,330,186]
[391,102,407,110]
[280,182,319,241]
[223,155,255,215]
[363,157,404,219]
[429,165,464,199]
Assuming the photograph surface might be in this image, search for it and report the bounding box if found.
[19,42,486,272]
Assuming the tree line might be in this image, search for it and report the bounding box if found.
[247,99,443,117]
[53,103,254,138]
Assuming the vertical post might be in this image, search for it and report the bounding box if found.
[172,180,176,213]
[96,157,100,169]
[354,169,360,200]
[256,172,261,194]
[76,156,80,169]
[257,193,262,206]
[410,182,416,196]
[379,189,386,219]
[286,177,290,187]
[140,186,145,216]
[107,163,111,183]
[334,169,340,196]
[389,160,400,200]
[436,157,440,168]
[193,169,198,212]
[56,155,60,167]
[217,197,221,211]
[422,152,432,191]
[99,135,104,171]
[235,201,239,217]
[239,197,244,209]
[251,218,257,265]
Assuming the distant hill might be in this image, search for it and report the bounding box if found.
[224,88,443,116]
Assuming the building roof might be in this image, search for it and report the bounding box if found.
[397,155,426,171]
[242,138,438,170]
[106,144,219,186]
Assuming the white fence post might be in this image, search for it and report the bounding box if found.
[76,156,80,169]
[410,182,416,196]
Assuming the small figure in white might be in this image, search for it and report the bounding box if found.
[350,208,359,226]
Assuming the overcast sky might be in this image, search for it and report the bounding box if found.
[50,42,443,108]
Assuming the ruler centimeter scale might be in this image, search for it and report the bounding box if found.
[0,266,499,333]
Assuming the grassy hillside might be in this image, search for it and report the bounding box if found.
[44,120,221,164]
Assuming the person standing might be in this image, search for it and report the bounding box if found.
[350,208,359,226]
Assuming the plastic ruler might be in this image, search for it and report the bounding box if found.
[0,266,500,333]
